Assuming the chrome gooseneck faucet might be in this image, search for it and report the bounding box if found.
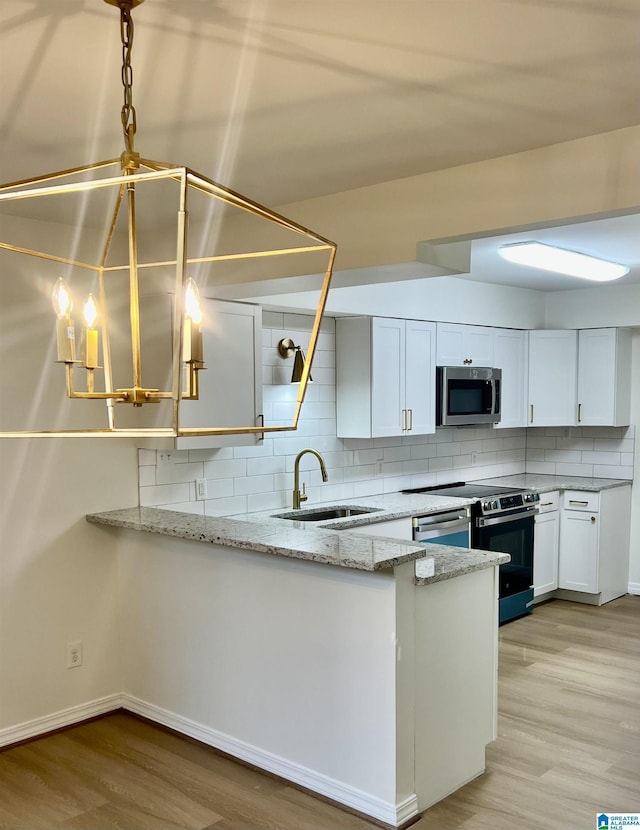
[292,448,328,509]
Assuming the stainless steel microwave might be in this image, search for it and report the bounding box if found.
[436,366,502,426]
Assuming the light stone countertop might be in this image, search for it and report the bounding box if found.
[473,473,632,494]
[86,506,432,572]
[415,547,510,585]
[87,475,630,584]
[86,494,508,584]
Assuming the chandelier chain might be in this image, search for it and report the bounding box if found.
[119,3,137,154]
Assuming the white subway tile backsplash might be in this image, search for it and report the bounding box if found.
[138,449,157,466]
[207,478,235,499]
[204,458,248,479]
[246,455,287,477]
[140,482,191,506]
[156,461,203,485]
[138,319,635,513]
[593,465,633,479]
[138,465,156,487]
[204,495,248,516]
[384,446,411,463]
[429,456,454,472]
[234,474,275,496]
[581,451,621,465]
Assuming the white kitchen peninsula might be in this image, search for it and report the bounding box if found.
[87,504,507,827]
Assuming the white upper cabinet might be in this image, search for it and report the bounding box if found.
[404,319,437,435]
[175,298,263,449]
[577,328,631,426]
[528,330,578,427]
[336,316,436,438]
[492,328,528,429]
[436,323,494,367]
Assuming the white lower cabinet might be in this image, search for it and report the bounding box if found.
[557,487,631,604]
[533,491,559,597]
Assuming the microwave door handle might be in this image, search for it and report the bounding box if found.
[491,379,496,415]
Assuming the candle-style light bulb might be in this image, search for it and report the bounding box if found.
[184,278,202,325]
[52,277,73,317]
[82,293,99,369]
[83,294,98,329]
[52,278,75,363]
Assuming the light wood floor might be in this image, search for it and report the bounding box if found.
[1,595,638,829]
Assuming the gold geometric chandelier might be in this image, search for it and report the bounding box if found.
[0,0,336,438]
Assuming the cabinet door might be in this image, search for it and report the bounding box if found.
[493,329,528,429]
[577,328,631,426]
[176,299,263,449]
[558,510,599,593]
[371,317,405,437]
[404,320,436,435]
[436,323,494,367]
[528,330,577,426]
[533,511,559,596]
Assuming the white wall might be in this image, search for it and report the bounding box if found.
[0,439,138,739]
[0,213,139,739]
[249,275,547,330]
[118,530,400,810]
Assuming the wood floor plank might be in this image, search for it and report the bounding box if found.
[1,594,637,830]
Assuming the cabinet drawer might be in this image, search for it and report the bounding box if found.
[562,490,599,512]
[538,491,560,513]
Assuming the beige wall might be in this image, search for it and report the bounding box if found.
[279,126,640,274]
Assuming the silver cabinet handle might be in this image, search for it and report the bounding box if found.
[569,500,589,505]
[408,408,413,431]
[578,403,582,423]
[530,404,534,424]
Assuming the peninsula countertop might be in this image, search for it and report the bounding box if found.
[86,492,509,582]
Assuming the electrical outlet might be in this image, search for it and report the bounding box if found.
[158,451,174,467]
[196,478,208,500]
[471,452,478,465]
[375,460,384,477]
[67,641,83,669]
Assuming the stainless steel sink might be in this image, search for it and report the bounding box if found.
[272,506,381,522]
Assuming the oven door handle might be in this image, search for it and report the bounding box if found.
[414,517,470,533]
[476,507,538,527]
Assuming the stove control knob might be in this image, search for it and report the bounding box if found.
[482,501,492,511]
[492,500,500,510]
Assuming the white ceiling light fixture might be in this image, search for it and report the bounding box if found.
[498,241,629,282]
[0,0,336,439]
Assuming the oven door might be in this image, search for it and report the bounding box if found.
[474,507,536,624]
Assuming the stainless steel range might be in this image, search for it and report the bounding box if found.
[403,481,540,624]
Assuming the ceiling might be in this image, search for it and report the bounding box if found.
[2,0,639,292]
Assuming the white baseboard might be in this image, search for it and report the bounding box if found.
[0,693,123,748]
[628,582,640,596]
[122,694,418,827]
